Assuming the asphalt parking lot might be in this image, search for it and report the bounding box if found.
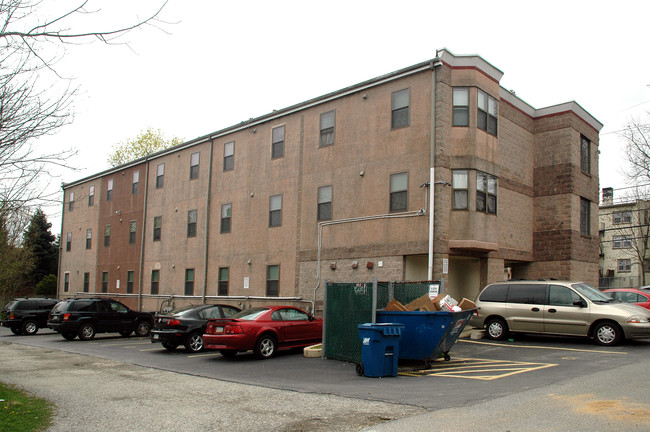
[3,327,650,431]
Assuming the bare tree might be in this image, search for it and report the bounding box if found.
[621,112,650,186]
[0,0,168,237]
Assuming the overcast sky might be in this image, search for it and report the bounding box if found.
[33,0,650,229]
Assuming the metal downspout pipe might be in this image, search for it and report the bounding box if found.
[202,139,215,304]
[137,163,150,311]
[428,57,442,280]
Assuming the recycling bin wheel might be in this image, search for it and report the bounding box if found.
[355,363,364,376]
[443,352,451,361]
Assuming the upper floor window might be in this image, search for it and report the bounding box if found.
[156,163,165,188]
[151,270,159,295]
[129,220,137,244]
[132,171,140,194]
[66,232,72,251]
[272,125,285,159]
[318,186,332,221]
[68,191,74,211]
[390,172,408,212]
[266,265,279,296]
[85,229,92,250]
[269,194,282,227]
[190,152,200,180]
[224,141,235,171]
[221,203,232,233]
[185,269,195,295]
[107,179,114,201]
[476,171,498,214]
[613,235,633,249]
[453,88,469,127]
[187,210,197,238]
[452,170,469,210]
[88,186,95,206]
[320,110,335,147]
[580,198,590,236]
[153,216,162,241]
[581,135,590,174]
[617,259,631,272]
[64,272,70,292]
[218,267,229,296]
[613,211,632,224]
[477,89,498,136]
[391,88,410,129]
[104,225,111,247]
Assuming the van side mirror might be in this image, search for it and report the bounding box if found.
[573,299,587,308]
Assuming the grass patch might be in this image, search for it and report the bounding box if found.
[0,381,54,432]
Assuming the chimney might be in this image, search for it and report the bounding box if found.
[602,187,613,205]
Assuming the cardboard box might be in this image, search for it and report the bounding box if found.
[458,298,476,310]
[384,299,408,312]
[404,294,437,311]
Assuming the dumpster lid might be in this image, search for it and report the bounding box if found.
[358,322,405,336]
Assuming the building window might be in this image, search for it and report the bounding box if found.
[68,191,74,212]
[104,225,111,247]
[617,259,631,272]
[476,171,497,214]
[187,210,197,238]
[221,204,231,234]
[83,272,89,293]
[391,88,410,129]
[613,211,632,224]
[126,271,134,294]
[390,172,408,212]
[320,110,335,147]
[151,270,159,295]
[129,220,137,244]
[218,267,229,296]
[107,179,113,201]
[132,171,140,194]
[185,269,194,296]
[88,186,94,206]
[452,170,469,210]
[190,152,200,180]
[224,141,234,171]
[101,272,108,293]
[613,235,633,249]
[153,216,162,241]
[66,232,72,251]
[453,88,469,127]
[266,265,279,296]
[477,89,498,136]
[272,125,285,159]
[269,195,282,227]
[156,163,165,188]
[64,273,70,292]
[580,198,590,236]
[318,185,332,221]
[85,229,92,250]
[581,135,590,175]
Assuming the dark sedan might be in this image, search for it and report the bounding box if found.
[150,304,241,352]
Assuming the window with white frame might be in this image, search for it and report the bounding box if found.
[132,171,140,194]
[221,203,231,233]
[452,170,469,210]
[390,172,408,212]
[617,259,631,272]
[453,88,469,127]
[476,171,497,214]
[318,186,332,221]
[88,185,95,206]
[104,225,110,247]
[68,191,74,211]
[107,179,113,201]
[320,111,335,147]
[391,88,410,129]
[224,141,234,171]
[151,270,159,295]
[156,163,165,188]
[85,229,92,249]
[477,89,498,136]
[269,195,282,227]
[613,235,633,249]
[153,216,162,241]
[187,210,197,238]
[190,152,200,180]
[266,265,279,296]
[272,125,285,159]
[185,269,194,295]
[129,220,137,244]
[613,211,632,224]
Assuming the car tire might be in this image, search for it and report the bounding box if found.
[593,321,622,346]
[162,342,178,351]
[135,321,152,337]
[21,320,39,335]
[184,333,204,353]
[78,323,96,341]
[219,349,238,358]
[485,317,509,340]
[254,334,277,359]
[10,327,21,335]
[119,330,132,337]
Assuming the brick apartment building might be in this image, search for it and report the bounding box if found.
[58,49,602,313]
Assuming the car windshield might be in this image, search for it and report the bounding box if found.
[571,283,613,303]
[231,307,269,320]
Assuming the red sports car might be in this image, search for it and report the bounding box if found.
[604,288,650,310]
[203,306,322,359]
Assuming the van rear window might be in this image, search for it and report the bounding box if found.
[479,284,508,302]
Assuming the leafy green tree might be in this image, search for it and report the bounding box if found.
[108,128,183,167]
[23,209,58,286]
[35,274,58,297]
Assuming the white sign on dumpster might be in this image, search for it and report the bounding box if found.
[363,338,370,345]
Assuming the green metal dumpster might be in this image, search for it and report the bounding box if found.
[356,323,404,377]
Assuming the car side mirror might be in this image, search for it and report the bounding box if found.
[573,300,587,308]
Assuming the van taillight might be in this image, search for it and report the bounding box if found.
[9,312,15,320]
[63,313,71,321]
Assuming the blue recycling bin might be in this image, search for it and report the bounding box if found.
[357,323,405,377]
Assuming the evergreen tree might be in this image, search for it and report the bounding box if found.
[23,209,57,286]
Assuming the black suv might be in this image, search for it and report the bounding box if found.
[47,298,154,341]
[1,298,59,335]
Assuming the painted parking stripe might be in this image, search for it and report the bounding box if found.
[399,357,557,380]
[458,339,628,355]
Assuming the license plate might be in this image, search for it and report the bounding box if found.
[216,326,224,333]
[153,334,159,340]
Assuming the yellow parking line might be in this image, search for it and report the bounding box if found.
[399,357,557,380]
[187,352,222,358]
[458,339,628,355]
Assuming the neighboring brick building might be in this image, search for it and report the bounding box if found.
[58,49,602,312]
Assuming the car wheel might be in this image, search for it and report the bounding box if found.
[219,349,238,358]
[162,342,178,351]
[78,323,96,341]
[21,320,39,335]
[135,321,152,337]
[119,330,132,337]
[485,317,509,340]
[10,327,21,335]
[254,334,277,359]
[593,321,622,346]
[62,332,77,340]
[184,333,204,353]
